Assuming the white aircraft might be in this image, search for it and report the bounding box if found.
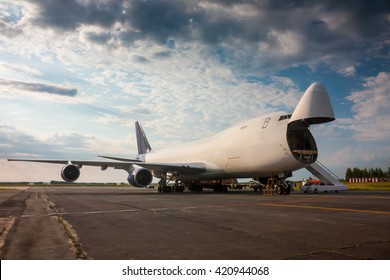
[8,82,335,194]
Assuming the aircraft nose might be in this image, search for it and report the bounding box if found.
[289,82,335,125]
[307,82,327,94]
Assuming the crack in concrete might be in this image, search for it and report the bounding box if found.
[47,200,91,260]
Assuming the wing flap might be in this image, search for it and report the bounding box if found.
[133,162,206,175]
[98,156,206,174]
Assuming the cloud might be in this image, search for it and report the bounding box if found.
[29,0,124,31]
[0,126,129,182]
[5,0,386,75]
[325,144,390,171]
[0,78,77,97]
[338,66,356,77]
[0,124,41,156]
[0,123,132,160]
[0,1,25,38]
[0,62,43,77]
[342,72,390,141]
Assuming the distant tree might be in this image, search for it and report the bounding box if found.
[345,168,353,181]
[352,167,363,178]
[346,166,390,179]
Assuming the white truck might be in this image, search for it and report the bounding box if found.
[300,182,348,193]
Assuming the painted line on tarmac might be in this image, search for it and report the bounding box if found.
[258,203,390,215]
[20,208,143,218]
[19,201,390,218]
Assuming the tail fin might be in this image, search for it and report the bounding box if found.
[135,121,152,155]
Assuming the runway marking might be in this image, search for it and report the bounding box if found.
[20,208,143,218]
[19,201,390,218]
[258,203,390,215]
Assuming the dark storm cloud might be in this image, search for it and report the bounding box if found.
[86,31,112,44]
[25,0,389,71]
[124,0,194,43]
[30,0,125,30]
[0,79,77,97]
[26,0,389,46]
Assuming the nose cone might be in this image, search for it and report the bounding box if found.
[289,82,335,125]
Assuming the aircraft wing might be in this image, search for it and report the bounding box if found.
[98,155,206,175]
[132,162,206,175]
[7,158,132,169]
[7,158,206,175]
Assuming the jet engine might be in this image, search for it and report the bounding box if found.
[61,164,80,182]
[127,167,153,187]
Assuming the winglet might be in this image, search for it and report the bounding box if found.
[135,121,152,155]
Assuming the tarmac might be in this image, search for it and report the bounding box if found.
[1,186,389,259]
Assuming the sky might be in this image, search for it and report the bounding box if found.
[0,0,389,183]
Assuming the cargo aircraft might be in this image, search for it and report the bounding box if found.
[8,82,335,194]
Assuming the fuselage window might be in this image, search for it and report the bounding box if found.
[262,117,271,129]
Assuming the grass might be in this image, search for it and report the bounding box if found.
[344,182,390,190]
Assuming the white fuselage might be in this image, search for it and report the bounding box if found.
[145,112,308,180]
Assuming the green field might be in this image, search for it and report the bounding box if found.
[345,182,390,190]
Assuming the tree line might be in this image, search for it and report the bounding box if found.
[345,167,390,181]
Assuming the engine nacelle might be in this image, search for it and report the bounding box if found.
[61,164,80,182]
[127,168,153,188]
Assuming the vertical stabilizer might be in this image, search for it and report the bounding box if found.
[135,121,152,155]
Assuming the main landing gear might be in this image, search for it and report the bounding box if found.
[274,180,291,195]
[157,179,185,193]
[255,176,292,195]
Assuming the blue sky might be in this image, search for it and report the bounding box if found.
[0,0,389,182]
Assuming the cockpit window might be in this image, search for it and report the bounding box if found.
[278,114,292,121]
